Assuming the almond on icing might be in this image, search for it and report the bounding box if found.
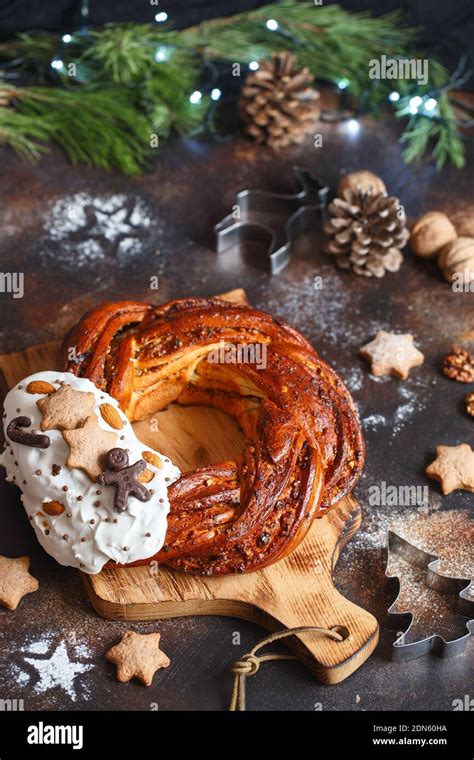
[0,371,180,574]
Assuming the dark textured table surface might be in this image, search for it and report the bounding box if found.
[0,110,472,711]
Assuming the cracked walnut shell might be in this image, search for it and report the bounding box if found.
[442,347,474,383]
[465,392,474,417]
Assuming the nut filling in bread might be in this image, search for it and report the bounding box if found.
[60,297,365,575]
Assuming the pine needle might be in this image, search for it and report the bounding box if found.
[141,48,208,136]
[0,107,52,160]
[3,85,151,174]
[82,24,176,85]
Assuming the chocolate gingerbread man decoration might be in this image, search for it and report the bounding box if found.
[98,448,151,513]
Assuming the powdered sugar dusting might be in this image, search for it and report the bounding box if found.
[363,414,387,429]
[73,239,103,266]
[21,633,53,655]
[385,509,473,642]
[49,193,151,242]
[362,381,427,436]
[11,633,94,702]
[265,270,428,433]
[343,366,364,392]
[358,369,428,436]
[337,502,472,642]
[40,192,159,269]
[266,272,387,346]
[9,663,31,686]
[73,642,92,659]
[348,495,444,553]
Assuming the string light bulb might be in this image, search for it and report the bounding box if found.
[408,95,422,114]
[338,79,349,90]
[189,90,202,104]
[249,61,259,71]
[155,12,168,23]
[210,88,221,101]
[51,59,64,70]
[346,119,360,135]
[424,97,437,112]
[388,91,400,102]
[154,47,170,62]
[62,34,72,44]
[266,19,279,31]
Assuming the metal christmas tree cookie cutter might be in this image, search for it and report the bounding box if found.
[385,530,473,661]
[214,166,329,275]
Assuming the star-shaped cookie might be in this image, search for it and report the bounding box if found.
[105,631,170,686]
[360,330,424,380]
[426,443,474,495]
[0,556,39,610]
[62,414,117,481]
[37,383,95,431]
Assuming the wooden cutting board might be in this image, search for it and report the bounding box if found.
[0,291,378,684]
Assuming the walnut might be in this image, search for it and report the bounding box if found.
[337,170,386,198]
[438,237,474,284]
[442,347,474,383]
[410,211,457,258]
[465,392,474,417]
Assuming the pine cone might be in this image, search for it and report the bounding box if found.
[239,52,321,151]
[325,188,409,277]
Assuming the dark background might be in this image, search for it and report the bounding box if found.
[0,0,473,88]
[0,0,472,714]
[0,92,472,713]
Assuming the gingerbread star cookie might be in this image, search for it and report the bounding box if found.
[37,383,94,431]
[62,414,117,481]
[0,556,39,610]
[106,631,170,686]
[360,330,424,380]
[426,444,474,495]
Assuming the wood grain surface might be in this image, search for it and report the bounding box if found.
[0,290,379,684]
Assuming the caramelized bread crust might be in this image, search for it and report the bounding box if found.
[59,298,364,574]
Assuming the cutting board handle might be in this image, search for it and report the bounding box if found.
[253,574,379,684]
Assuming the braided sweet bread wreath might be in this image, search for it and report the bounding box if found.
[59,297,364,575]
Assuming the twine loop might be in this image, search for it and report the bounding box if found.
[229,625,346,711]
[232,653,261,677]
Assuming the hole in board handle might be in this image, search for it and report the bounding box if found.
[331,625,350,641]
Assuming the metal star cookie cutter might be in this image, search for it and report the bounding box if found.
[385,530,474,661]
[214,166,329,275]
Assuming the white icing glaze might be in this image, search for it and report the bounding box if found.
[0,371,180,574]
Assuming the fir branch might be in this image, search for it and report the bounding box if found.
[0,2,468,172]
[2,84,151,174]
[184,1,465,168]
[0,104,53,160]
[141,48,209,137]
[182,3,417,98]
[397,96,465,169]
[81,24,177,85]
[393,58,466,168]
[0,32,59,63]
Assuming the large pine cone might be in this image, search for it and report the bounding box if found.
[239,51,321,151]
[325,188,409,277]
